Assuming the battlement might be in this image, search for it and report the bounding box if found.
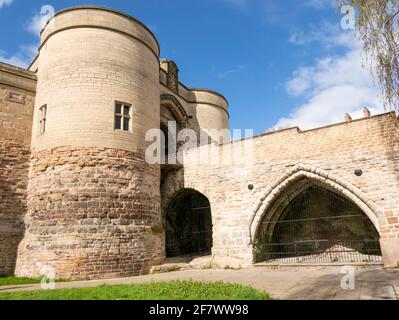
[184,110,399,170]
[230,111,398,146]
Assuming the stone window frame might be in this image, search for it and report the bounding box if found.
[114,101,132,132]
[39,104,47,135]
[5,90,25,104]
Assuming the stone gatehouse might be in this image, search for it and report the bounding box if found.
[0,6,398,280]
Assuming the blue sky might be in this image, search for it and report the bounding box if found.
[0,0,385,134]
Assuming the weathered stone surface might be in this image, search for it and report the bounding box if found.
[181,112,399,267]
[0,141,31,275]
[0,71,35,275]
[15,147,163,280]
[1,6,399,280]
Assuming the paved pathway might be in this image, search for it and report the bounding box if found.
[0,266,398,300]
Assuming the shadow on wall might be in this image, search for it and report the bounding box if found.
[0,142,29,276]
[160,166,185,263]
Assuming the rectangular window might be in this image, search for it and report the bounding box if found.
[39,105,47,135]
[6,91,25,104]
[114,102,131,132]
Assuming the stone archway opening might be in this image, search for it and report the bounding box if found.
[165,189,213,257]
[255,184,383,264]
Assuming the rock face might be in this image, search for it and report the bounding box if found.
[15,147,163,279]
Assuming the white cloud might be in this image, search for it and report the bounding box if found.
[0,0,13,9]
[0,53,28,68]
[218,65,247,79]
[274,29,384,130]
[26,12,44,36]
[286,48,372,97]
[0,6,54,68]
[276,84,381,130]
[26,6,55,36]
[289,21,357,48]
[0,45,38,68]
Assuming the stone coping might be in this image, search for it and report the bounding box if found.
[218,111,398,146]
[190,88,229,106]
[0,62,36,80]
[41,5,160,53]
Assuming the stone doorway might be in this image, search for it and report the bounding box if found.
[164,189,213,257]
[255,185,383,264]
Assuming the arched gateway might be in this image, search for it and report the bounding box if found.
[164,189,213,257]
[251,166,383,264]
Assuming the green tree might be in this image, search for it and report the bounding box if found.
[339,0,399,110]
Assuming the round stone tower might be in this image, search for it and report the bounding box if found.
[191,89,230,143]
[15,7,163,279]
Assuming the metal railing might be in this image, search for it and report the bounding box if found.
[255,186,383,264]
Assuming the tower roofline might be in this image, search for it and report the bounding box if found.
[190,88,229,106]
[40,6,160,55]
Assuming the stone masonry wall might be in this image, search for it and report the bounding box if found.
[15,147,163,280]
[0,80,35,275]
[182,112,399,267]
[0,141,31,275]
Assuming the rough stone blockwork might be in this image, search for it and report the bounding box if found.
[15,147,164,280]
[0,75,35,275]
[0,141,30,275]
[182,113,399,266]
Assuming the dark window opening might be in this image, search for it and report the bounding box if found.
[161,125,169,164]
[39,105,47,135]
[115,102,131,131]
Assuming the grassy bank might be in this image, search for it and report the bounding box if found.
[0,276,46,286]
[0,281,269,300]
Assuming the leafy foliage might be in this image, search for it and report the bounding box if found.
[339,0,399,110]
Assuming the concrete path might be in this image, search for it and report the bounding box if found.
[1,266,398,300]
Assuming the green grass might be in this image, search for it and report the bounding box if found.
[0,276,68,286]
[0,276,44,286]
[0,281,269,300]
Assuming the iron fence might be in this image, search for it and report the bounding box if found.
[255,186,383,264]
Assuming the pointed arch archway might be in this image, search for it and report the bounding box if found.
[160,94,189,166]
[249,165,383,264]
[160,94,189,124]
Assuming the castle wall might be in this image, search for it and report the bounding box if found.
[0,63,36,275]
[15,7,163,280]
[181,112,399,267]
[3,5,395,278]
